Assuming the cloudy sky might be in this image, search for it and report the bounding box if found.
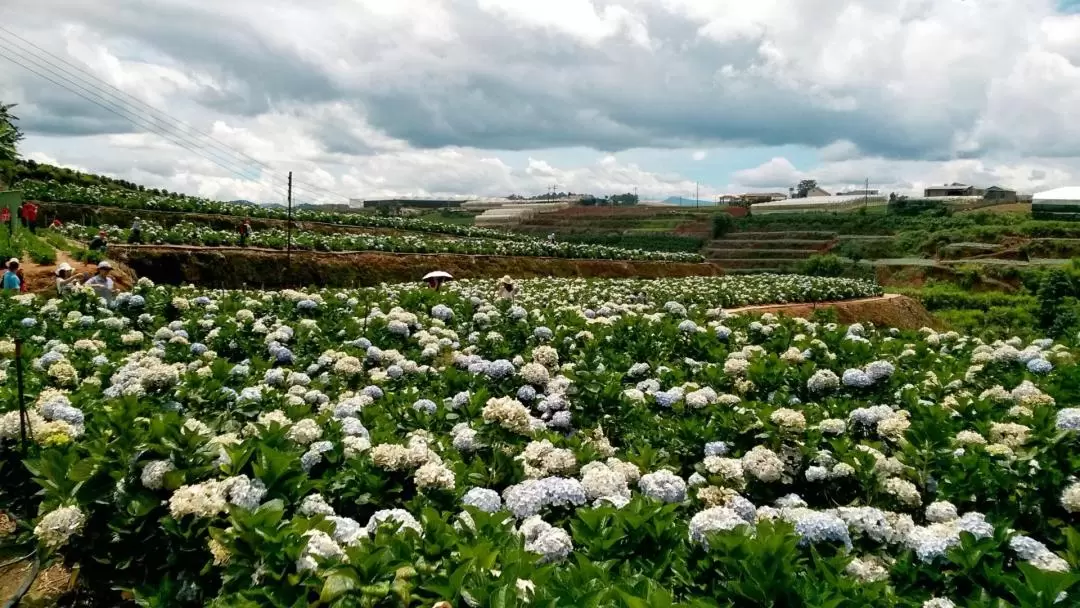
[2,0,1080,205]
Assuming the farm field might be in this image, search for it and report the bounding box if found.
[56,220,706,263]
[2,275,1079,607]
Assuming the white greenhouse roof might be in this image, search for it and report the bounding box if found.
[1033,187,1080,202]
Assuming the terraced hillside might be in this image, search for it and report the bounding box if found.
[704,231,837,272]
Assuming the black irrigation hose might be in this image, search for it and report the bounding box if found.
[1,552,39,608]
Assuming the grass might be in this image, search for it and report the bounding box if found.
[0,226,57,265]
[413,210,477,226]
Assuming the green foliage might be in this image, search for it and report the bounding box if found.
[557,233,705,253]
[0,102,23,165]
[795,179,818,198]
[711,213,734,238]
[795,254,874,280]
[1036,260,1080,338]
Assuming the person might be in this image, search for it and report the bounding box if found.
[2,259,20,292]
[54,263,84,297]
[8,258,26,293]
[84,260,117,304]
[50,218,63,229]
[89,231,108,251]
[128,217,143,244]
[496,275,516,301]
[238,219,252,246]
[1,206,11,237]
[20,201,38,234]
[547,233,556,243]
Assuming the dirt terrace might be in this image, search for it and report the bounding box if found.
[107,245,724,289]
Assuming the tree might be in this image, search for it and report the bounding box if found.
[795,179,818,198]
[609,192,639,206]
[0,102,24,190]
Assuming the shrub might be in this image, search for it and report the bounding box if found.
[712,213,734,238]
[795,254,872,280]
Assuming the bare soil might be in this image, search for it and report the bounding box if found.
[108,245,724,289]
[728,294,937,330]
[17,250,136,295]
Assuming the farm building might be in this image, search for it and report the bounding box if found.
[749,193,887,215]
[983,186,1018,202]
[1032,187,1080,220]
[924,183,985,197]
[804,186,832,197]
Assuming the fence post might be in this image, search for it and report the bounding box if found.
[14,339,27,454]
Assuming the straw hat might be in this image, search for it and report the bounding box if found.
[499,275,513,285]
[97,261,113,270]
[56,262,73,275]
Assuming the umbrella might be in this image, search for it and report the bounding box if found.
[423,271,453,281]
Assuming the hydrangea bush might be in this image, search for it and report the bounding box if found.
[0,275,1078,606]
[61,219,707,262]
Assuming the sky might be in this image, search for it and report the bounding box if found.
[3,0,1080,205]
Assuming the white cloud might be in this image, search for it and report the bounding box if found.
[5,0,1080,202]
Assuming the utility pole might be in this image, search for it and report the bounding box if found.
[696,182,699,209]
[865,177,869,210]
[286,171,293,285]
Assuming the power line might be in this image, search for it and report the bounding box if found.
[0,44,300,204]
[0,24,347,199]
[0,28,342,204]
[0,29,349,204]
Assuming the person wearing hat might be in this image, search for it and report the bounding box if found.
[238,219,253,246]
[495,275,517,301]
[89,231,108,251]
[84,261,117,303]
[128,217,143,244]
[54,262,85,297]
[2,259,20,292]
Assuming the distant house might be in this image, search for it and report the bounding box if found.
[983,186,1018,202]
[924,183,985,197]
[804,186,832,198]
[837,188,880,196]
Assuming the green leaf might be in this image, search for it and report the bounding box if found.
[320,572,358,602]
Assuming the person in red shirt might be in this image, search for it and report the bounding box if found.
[238,219,252,246]
[51,218,63,229]
[20,202,39,233]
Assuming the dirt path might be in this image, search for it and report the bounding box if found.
[17,249,136,295]
[726,294,936,330]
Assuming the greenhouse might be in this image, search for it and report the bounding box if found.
[1032,187,1080,220]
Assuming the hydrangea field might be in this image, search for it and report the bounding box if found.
[20,180,519,239]
[1,275,1079,607]
[58,221,706,262]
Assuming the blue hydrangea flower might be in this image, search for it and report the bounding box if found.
[463,488,502,513]
[190,342,208,356]
[485,359,516,380]
[704,441,729,457]
[841,369,872,388]
[517,385,537,402]
[362,385,384,400]
[412,399,437,414]
[21,318,37,328]
[1027,358,1053,374]
[1056,408,1080,432]
[297,299,318,310]
[533,326,553,341]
